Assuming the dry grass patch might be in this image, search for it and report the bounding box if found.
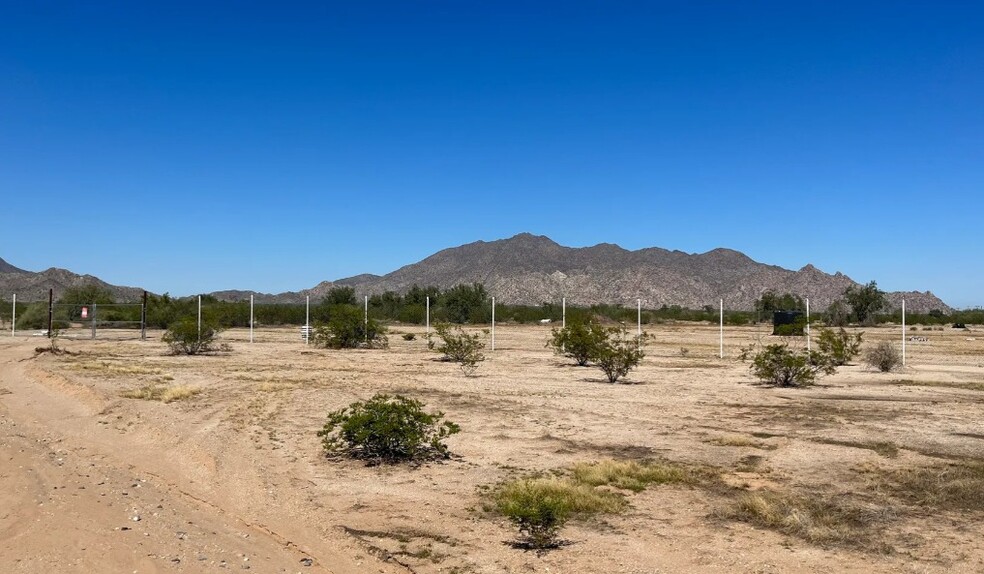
[490,475,628,549]
[121,383,201,403]
[571,459,714,492]
[489,458,718,549]
[495,476,629,516]
[893,379,984,392]
[705,435,774,450]
[813,438,900,458]
[721,490,889,551]
[878,461,984,512]
[256,381,294,392]
[74,360,164,376]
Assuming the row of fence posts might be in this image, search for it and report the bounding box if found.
[6,291,908,366]
[5,289,147,340]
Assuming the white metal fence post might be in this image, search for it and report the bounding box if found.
[11,294,15,337]
[250,294,254,344]
[902,298,906,367]
[364,295,369,343]
[491,296,496,351]
[719,298,724,359]
[426,296,430,334]
[305,296,310,345]
[562,297,566,328]
[806,297,811,352]
[197,295,202,343]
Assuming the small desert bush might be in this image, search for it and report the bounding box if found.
[546,320,608,366]
[402,332,416,341]
[318,394,460,464]
[593,327,647,383]
[866,342,901,372]
[491,458,711,549]
[162,316,223,355]
[816,327,863,366]
[751,344,835,387]
[121,383,200,403]
[312,305,387,349]
[493,476,626,549]
[434,323,486,375]
[571,459,709,492]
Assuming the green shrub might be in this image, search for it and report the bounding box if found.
[593,327,646,383]
[751,344,835,387]
[442,283,489,324]
[493,477,625,549]
[546,319,608,366]
[866,341,901,372]
[15,303,69,331]
[317,394,460,464]
[434,323,486,375]
[162,316,223,355]
[402,332,416,341]
[816,327,863,366]
[312,305,387,349]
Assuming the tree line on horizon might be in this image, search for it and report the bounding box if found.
[3,282,981,331]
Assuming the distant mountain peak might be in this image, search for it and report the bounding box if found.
[309,233,950,313]
[0,257,28,274]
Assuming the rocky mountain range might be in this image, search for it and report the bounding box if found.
[0,258,145,303]
[0,235,951,312]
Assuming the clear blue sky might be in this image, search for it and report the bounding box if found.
[2,2,981,307]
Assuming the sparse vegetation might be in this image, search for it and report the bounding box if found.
[814,438,899,458]
[546,319,608,366]
[750,343,835,387]
[121,383,201,403]
[866,341,901,372]
[722,490,885,550]
[571,459,709,491]
[593,327,647,383]
[312,305,387,349]
[402,332,416,341]
[318,394,460,464]
[493,476,625,549]
[490,458,713,549]
[816,327,863,366]
[434,323,486,375]
[879,461,984,512]
[706,435,771,449]
[162,316,223,355]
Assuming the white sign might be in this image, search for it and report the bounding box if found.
[81,307,88,319]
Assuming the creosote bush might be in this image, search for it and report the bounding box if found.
[434,323,486,375]
[546,320,608,366]
[751,343,835,387]
[816,327,863,366]
[594,327,647,383]
[866,341,901,372]
[162,316,223,355]
[312,305,387,349]
[318,394,460,464]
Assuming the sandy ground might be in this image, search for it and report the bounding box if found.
[1,322,983,573]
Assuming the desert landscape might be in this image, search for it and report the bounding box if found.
[2,322,983,573]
